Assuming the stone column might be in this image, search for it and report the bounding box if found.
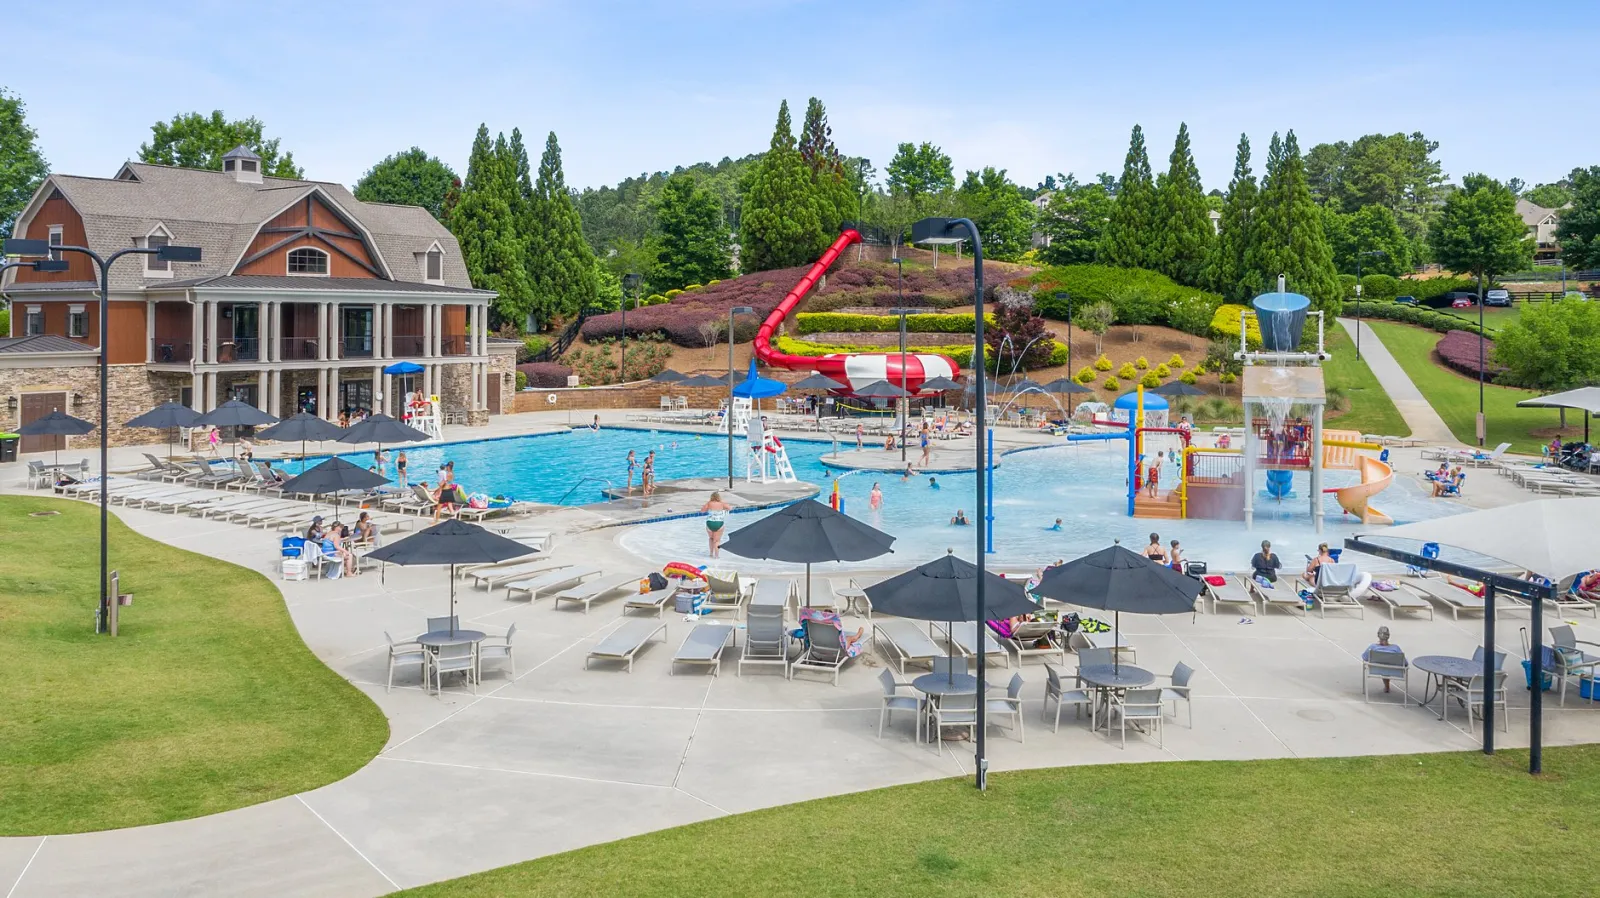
[317,302,328,361]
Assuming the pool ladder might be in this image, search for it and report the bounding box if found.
[556,476,617,506]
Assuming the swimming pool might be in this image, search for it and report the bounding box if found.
[283,426,1462,572]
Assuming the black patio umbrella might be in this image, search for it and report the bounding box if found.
[852,379,909,399]
[1007,378,1045,393]
[1041,378,1093,395]
[791,372,849,391]
[1152,381,1207,397]
[337,413,430,453]
[865,550,1038,683]
[650,369,687,384]
[18,409,95,469]
[276,456,391,517]
[365,519,539,634]
[720,498,895,606]
[678,373,730,388]
[917,375,964,392]
[195,400,278,461]
[125,401,203,460]
[1031,545,1203,671]
[256,411,346,461]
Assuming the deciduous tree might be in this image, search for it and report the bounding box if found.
[1428,173,1533,293]
[1554,166,1600,271]
[0,88,48,238]
[138,111,302,177]
[353,147,458,220]
[953,167,1036,261]
[1494,299,1600,390]
[1325,204,1411,276]
[1152,122,1212,286]
[886,141,954,207]
[1038,183,1113,265]
[1098,125,1158,270]
[653,174,732,290]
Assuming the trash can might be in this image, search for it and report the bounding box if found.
[0,434,18,463]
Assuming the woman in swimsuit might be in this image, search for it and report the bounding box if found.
[869,482,883,510]
[701,492,733,558]
[395,451,408,487]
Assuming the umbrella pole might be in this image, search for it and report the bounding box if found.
[1114,610,1120,673]
[805,562,811,608]
[450,564,456,635]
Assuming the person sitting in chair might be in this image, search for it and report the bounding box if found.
[1362,626,1404,693]
[1305,543,1334,580]
[1251,540,1282,584]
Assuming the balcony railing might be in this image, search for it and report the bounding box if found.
[393,334,425,356]
[152,340,195,363]
[440,335,467,356]
[341,336,374,358]
[217,337,260,363]
[281,337,320,361]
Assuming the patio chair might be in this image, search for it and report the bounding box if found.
[384,631,428,692]
[1156,661,1196,726]
[1073,647,1115,689]
[430,643,477,694]
[1001,620,1067,666]
[426,616,459,634]
[986,672,1027,743]
[671,623,736,676]
[1367,583,1434,620]
[877,669,923,740]
[702,570,750,616]
[1549,625,1600,706]
[1471,646,1507,671]
[874,619,943,674]
[929,692,977,746]
[1111,688,1165,748]
[789,618,853,685]
[477,623,517,684]
[1207,575,1261,615]
[739,605,790,677]
[585,618,668,672]
[945,621,1010,669]
[25,461,48,489]
[551,573,638,614]
[1444,672,1508,734]
[1042,663,1093,733]
[1362,649,1408,704]
[932,654,969,678]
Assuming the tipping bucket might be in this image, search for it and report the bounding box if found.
[1252,292,1311,352]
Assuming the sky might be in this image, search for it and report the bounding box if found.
[6,0,1596,195]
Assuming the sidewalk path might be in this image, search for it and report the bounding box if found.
[1337,317,1456,444]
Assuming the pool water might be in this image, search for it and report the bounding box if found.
[283,426,1462,573]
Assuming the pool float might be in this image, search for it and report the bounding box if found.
[662,561,706,581]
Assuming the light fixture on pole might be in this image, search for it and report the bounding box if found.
[911,215,987,791]
[5,237,202,634]
[889,307,918,462]
[727,305,755,489]
[620,273,641,383]
[1353,249,1385,361]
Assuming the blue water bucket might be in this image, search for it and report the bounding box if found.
[1251,292,1311,352]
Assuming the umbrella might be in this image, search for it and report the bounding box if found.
[276,456,391,517]
[1378,497,1600,587]
[791,372,849,391]
[1006,378,1045,392]
[365,519,539,634]
[124,402,202,460]
[1041,378,1093,395]
[195,399,278,429]
[852,379,909,399]
[257,411,347,461]
[18,409,95,469]
[337,413,430,448]
[865,551,1038,683]
[1031,545,1203,671]
[1152,381,1207,397]
[650,369,687,384]
[731,358,787,399]
[917,375,964,392]
[384,361,425,375]
[678,373,730,388]
[720,498,895,606]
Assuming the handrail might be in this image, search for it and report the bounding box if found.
[1178,446,1243,518]
[556,475,617,506]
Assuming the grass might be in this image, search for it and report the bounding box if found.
[1321,325,1410,437]
[1365,321,1583,454]
[0,495,386,835]
[395,746,1600,898]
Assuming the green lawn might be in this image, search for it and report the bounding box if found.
[1365,321,1582,454]
[396,747,1600,898]
[0,495,386,835]
[1321,325,1410,437]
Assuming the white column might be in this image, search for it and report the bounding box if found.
[206,301,220,364]
[257,369,269,412]
[433,304,444,356]
[264,301,276,362]
[205,371,218,410]
[317,302,328,361]
[145,300,156,362]
[371,366,382,415]
[421,302,433,358]
[479,304,489,356]
[191,301,203,364]
[329,303,341,360]
[257,300,268,362]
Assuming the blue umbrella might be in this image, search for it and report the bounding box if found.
[732,358,787,399]
[384,361,425,375]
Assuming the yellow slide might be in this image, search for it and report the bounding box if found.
[1332,455,1393,525]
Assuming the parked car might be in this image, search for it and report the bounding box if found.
[1395,295,1418,306]
[1440,291,1477,308]
[1451,296,1474,308]
[1484,289,1512,307]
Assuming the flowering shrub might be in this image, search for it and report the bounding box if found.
[1117,362,1137,379]
[517,362,572,388]
[1095,354,1114,371]
[1210,304,1262,348]
[1436,329,1504,378]
[1102,376,1120,390]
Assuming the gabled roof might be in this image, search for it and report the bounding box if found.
[151,275,493,296]
[1516,198,1560,227]
[8,161,477,294]
[0,334,97,354]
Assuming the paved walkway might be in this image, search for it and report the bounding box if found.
[1338,317,1456,444]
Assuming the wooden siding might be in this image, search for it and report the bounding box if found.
[12,195,96,283]
[13,300,145,362]
[233,195,380,278]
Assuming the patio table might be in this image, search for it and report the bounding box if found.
[417,629,486,648]
[912,672,979,696]
[835,586,869,616]
[1414,655,1478,719]
[1077,664,1155,730]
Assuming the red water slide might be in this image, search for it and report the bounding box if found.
[753,229,962,393]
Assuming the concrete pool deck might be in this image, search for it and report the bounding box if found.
[4,409,1597,897]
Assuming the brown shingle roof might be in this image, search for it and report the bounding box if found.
[0,334,96,354]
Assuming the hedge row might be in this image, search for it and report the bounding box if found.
[1349,300,1493,336]
[1023,264,1226,336]
[774,336,1071,372]
[793,312,994,335]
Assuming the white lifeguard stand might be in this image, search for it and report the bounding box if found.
[403,393,443,440]
[747,432,796,483]
[719,397,752,435]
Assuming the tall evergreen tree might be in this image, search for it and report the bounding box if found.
[1152,123,1212,286]
[1241,131,1340,311]
[739,101,826,272]
[449,125,534,327]
[1203,134,1257,300]
[798,97,855,234]
[1098,125,1158,269]
[654,174,733,290]
[527,131,598,323]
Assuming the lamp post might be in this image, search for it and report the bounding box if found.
[4,237,201,634]
[1477,272,1486,447]
[1054,291,1073,375]
[889,307,918,462]
[1353,250,1385,361]
[620,273,641,383]
[912,216,987,791]
[727,305,754,489]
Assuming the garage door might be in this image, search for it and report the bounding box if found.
[20,392,67,453]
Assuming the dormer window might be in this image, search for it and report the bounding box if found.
[426,248,443,281]
[145,226,173,275]
[287,247,330,276]
[48,225,63,262]
[224,159,235,172]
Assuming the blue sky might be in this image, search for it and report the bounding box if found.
[7,1,1595,194]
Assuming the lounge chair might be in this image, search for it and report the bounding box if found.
[1467,442,1512,468]
[702,570,752,616]
[623,588,677,617]
[551,573,638,613]
[1069,629,1136,663]
[469,559,558,591]
[874,619,943,674]
[671,623,736,676]
[1366,583,1434,620]
[1206,575,1261,615]
[1400,577,1492,620]
[944,621,1010,669]
[504,566,593,602]
[585,619,668,672]
[749,579,794,616]
[789,618,855,685]
[1245,575,1307,616]
[1000,620,1067,666]
[739,603,790,676]
[1295,564,1370,618]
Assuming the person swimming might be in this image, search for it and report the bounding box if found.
[951,509,970,526]
[1047,518,1062,531]
[928,476,940,490]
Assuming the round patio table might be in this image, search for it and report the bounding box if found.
[1077,664,1154,731]
[912,672,979,696]
[835,586,869,616]
[417,629,485,648]
[1414,655,1477,718]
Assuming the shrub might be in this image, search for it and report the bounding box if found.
[1155,364,1171,378]
[664,288,684,300]
[1103,376,1120,390]
[794,312,988,335]
[1075,366,1097,383]
[1210,304,1262,347]
[1359,274,1400,299]
[1192,364,1207,375]
[683,284,704,292]
[1046,341,1070,367]
[1134,356,1149,370]
[1094,354,1114,371]
[706,279,721,286]
[1493,300,1600,389]
[1219,372,1237,384]
[519,334,550,361]
[1117,362,1137,379]
[515,370,528,391]
[1168,353,1185,368]
[1179,370,1198,385]
[1140,371,1162,389]
[1027,265,1224,332]
[1347,299,1493,337]
[517,362,572,388]
[644,293,667,306]
[1406,275,1478,306]
[1166,293,1223,337]
[1436,329,1505,378]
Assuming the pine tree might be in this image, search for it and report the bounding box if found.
[1099,125,1158,269]
[654,174,733,290]
[798,97,854,237]
[1242,131,1340,310]
[449,124,534,327]
[1152,123,1212,286]
[527,131,598,323]
[739,101,826,272]
[1203,134,1257,300]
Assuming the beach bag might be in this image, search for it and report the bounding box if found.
[648,572,669,591]
[1254,575,1274,589]
[1060,612,1081,634]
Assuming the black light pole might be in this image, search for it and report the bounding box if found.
[5,237,201,633]
[1353,250,1385,361]
[890,308,917,462]
[1054,291,1073,375]
[727,305,754,489]
[1476,272,1487,447]
[912,216,985,790]
[620,273,641,382]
